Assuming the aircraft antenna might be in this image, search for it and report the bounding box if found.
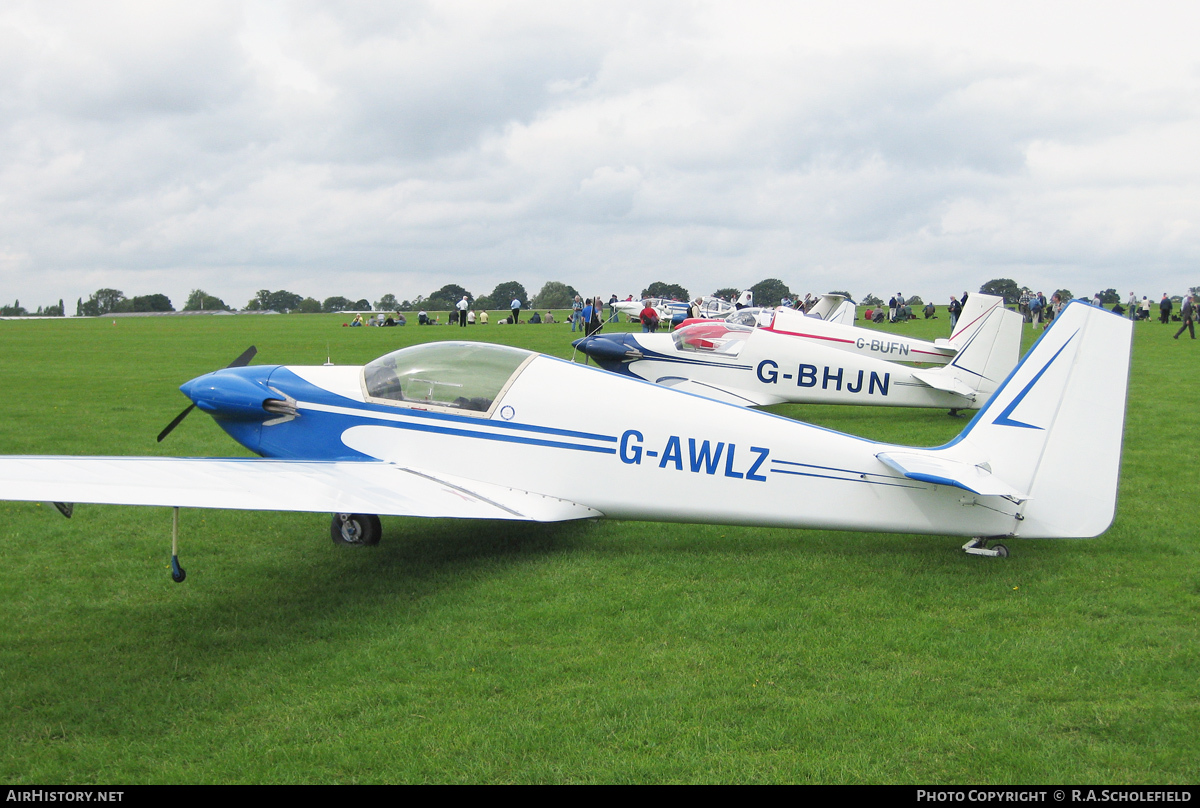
[324,342,333,366]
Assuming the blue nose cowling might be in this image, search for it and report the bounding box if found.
[180,365,283,420]
[572,334,643,373]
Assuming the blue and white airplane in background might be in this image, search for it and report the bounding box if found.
[573,294,1023,409]
[0,302,1130,577]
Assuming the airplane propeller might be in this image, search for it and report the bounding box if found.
[156,346,258,443]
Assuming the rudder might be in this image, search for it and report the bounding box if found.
[945,301,1133,538]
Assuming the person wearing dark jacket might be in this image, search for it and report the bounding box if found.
[1175,295,1195,339]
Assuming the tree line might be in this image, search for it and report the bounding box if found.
[23,277,1152,319]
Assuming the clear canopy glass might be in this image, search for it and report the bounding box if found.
[363,342,533,413]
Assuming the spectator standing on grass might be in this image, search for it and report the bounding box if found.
[571,295,583,331]
[511,297,521,325]
[586,297,604,336]
[581,298,594,331]
[1174,295,1195,340]
[1127,291,1138,320]
[1160,294,1172,324]
[457,295,469,327]
[948,296,961,330]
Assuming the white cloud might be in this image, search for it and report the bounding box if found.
[1,0,1199,313]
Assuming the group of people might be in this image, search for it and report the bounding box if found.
[1121,291,1196,339]
[569,295,608,335]
[350,312,404,327]
[1092,292,1195,340]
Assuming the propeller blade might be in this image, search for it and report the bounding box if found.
[226,345,257,368]
[156,346,257,443]
[156,404,196,443]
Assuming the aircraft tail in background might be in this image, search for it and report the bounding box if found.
[910,302,1023,406]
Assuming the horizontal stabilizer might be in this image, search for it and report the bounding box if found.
[875,451,1028,500]
[909,369,976,399]
[0,456,603,522]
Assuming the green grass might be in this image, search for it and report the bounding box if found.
[0,308,1196,783]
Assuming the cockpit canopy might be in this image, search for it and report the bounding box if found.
[363,342,534,414]
[670,323,752,357]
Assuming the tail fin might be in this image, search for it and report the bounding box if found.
[947,301,1133,538]
[948,293,1006,350]
[910,304,1023,406]
[829,299,856,326]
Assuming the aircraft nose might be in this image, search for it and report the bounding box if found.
[180,365,285,421]
[573,334,644,371]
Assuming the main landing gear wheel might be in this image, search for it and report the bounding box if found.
[331,513,382,546]
[962,537,1010,558]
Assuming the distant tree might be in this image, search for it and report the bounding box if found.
[749,278,792,308]
[979,279,1021,305]
[323,296,355,312]
[489,281,527,308]
[130,294,174,312]
[473,295,494,310]
[0,300,27,316]
[861,293,883,307]
[905,295,923,307]
[1054,289,1074,302]
[375,293,400,311]
[184,289,230,311]
[1098,288,1119,305]
[642,281,689,301]
[83,288,127,314]
[713,287,739,301]
[250,290,303,313]
[354,299,370,310]
[298,297,322,313]
[427,284,473,311]
[531,281,579,309]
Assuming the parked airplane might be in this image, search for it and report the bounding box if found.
[677,294,857,331]
[573,295,1022,409]
[0,302,1130,578]
[612,296,735,328]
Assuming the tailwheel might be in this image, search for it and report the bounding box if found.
[962,537,1011,558]
[331,513,382,546]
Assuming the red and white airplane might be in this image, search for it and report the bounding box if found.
[574,294,1022,409]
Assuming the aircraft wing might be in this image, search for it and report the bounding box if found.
[651,376,788,407]
[0,456,602,522]
[874,451,1027,501]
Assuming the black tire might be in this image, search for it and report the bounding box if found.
[331,513,382,546]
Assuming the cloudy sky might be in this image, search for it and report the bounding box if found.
[2,0,1197,311]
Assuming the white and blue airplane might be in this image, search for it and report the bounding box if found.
[0,301,1130,578]
[573,294,1023,409]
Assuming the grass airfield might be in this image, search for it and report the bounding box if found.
[0,308,1196,784]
